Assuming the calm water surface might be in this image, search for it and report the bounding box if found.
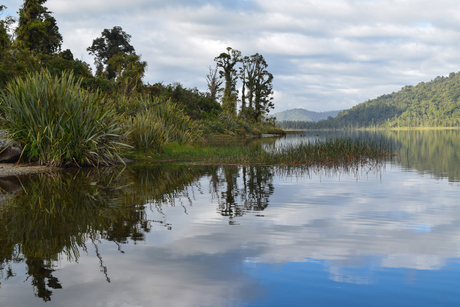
[1,130,460,306]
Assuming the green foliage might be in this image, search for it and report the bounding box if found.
[37,50,93,79]
[0,6,30,87]
[307,72,460,129]
[239,53,274,121]
[201,113,283,136]
[0,69,129,166]
[87,26,135,79]
[214,137,392,166]
[108,52,147,95]
[215,47,242,115]
[125,98,203,151]
[15,0,62,55]
[145,82,222,120]
[126,108,167,151]
[157,137,392,166]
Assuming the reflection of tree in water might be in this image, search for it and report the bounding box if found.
[210,166,275,223]
[382,130,460,182]
[0,161,384,301]
[25,258,62,302]
[0,164,211,302]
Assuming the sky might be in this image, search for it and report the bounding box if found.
[3,0,460,113]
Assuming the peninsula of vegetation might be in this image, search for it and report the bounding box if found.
[0,0,394,169]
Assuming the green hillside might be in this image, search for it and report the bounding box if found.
[302,72,460,129]
[273,108,341,122]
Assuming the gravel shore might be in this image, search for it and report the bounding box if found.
[0,163,57,178]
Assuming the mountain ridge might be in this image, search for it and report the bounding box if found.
[272,108,341,122]
[280,71,460,129]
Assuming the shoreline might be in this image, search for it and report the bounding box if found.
[0,163,57,178]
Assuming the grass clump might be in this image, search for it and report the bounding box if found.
[265,137,393,166]
[0,69,129,167]
[151,137,394,166]
[124,98,203,152]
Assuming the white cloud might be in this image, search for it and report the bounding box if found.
[4,0,460,111]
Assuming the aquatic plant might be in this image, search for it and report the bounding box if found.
[0,69,129,166]
[177,137,395,166]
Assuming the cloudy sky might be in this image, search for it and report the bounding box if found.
[3,0,460,112]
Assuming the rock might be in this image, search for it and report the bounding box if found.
[0,139,22,163]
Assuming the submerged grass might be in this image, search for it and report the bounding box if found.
[135,137,394,166]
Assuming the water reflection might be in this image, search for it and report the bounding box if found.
[213,166,274,223]
[1,133,460,306]
[282,129,460,182]
[0,162,386,302]
[383,130,460,182]
[0,165,215,302]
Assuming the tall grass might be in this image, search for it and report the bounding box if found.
[125,98,203,151]
[179,137,395,166]
[0,70,129,166]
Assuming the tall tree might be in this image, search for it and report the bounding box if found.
[214,47,241,115]
[87,26,135,79]
[0,5,13,51]
[0,6,25,85]
[107,52,147,95]
[240,53,274,122]
[238,55,254,117]
[206,65,223,101]
[15,0,62,55]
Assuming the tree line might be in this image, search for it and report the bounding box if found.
[208,47,274,122]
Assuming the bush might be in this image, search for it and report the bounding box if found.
[125,99,203,151]
[0,69,129,166]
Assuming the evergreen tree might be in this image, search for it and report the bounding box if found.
[214,47,241,115]
[240,53,274,122]
[15,0,62,55]
[87,26,135,79]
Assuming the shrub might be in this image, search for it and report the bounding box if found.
[0,69,129,166]
[125,99,203,151]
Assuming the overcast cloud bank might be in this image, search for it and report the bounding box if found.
[4,0,460,112]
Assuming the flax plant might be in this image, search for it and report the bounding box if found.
[0,70,130,166]
[125,98,203,151]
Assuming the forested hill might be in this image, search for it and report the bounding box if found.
[273,108,341,122]
[303,72,460,129]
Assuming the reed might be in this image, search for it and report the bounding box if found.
[264,137,393,165]
[0,69,129,166]
[156,137,394,166]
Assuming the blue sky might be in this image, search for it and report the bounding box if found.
[3,0,460,112]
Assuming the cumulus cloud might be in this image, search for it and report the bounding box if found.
[3,0,460,111]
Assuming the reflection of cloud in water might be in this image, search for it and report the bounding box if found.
[48,243,264,307]
[328,266,374,285]
[3,161,460,305]
[150,163,460,276]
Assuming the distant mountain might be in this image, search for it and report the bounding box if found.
[272,108,341,122]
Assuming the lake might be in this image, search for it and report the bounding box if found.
[1,130,460,307]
